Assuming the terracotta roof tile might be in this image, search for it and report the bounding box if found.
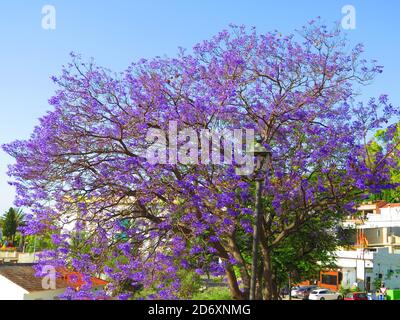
[0,264,70,292]
[0,264,107,292]
[382,203,400,208]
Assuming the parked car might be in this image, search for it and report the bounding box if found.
[296,286,319,300]
[344,292,368,300]
[291,286,307,298]
[290,286,300,298]
[309,289,343,300]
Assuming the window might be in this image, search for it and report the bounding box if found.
[321,274,338,285]
[366,276,371,292]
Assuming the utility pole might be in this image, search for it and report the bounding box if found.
[249,137,271,300]
[250,176,263,300]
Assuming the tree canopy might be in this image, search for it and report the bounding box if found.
[3,20,400,300]
[369,124,400,202]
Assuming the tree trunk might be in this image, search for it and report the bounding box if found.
[261,245,274,300]
[228,236,251,298]
[213,239,247,299]
[225,265,244,300]
[255,258,263,299]
[19,234,25,251]
[271,270,279,299]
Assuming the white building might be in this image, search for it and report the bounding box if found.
[0,251,38,263]
[335,247,400,291]
[344,202,400,253]
[332,202,400,291]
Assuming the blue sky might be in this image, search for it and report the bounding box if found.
[0,0,399,213]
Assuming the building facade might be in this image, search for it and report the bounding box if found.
[325,202,400,291]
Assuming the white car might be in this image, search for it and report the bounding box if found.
[290,286,299,298]
[290,286,304,298]
[309,289,343,300]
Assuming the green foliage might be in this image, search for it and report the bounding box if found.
[131,274,225,300]
[176,270,203,299]
[23,234,54,252]
[271,213,346,288]
[339,285,360,295]
[131,287,156,300]
[192,287,232,300]
[339,287,350,295]
[232,193,352,293]
[132,271,203,300]
[373,278,382,290]
[1,207,24,240]
[386,270,394,280]
[368,124,400,202]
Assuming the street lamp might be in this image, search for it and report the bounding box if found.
[249,136,272,300]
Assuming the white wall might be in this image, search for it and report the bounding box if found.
[342,267,356,288]
[356,259,366,282]
[372,248,400,290]
[0,252,39,263]
[24,289,66,300]
[0,251,18,258]
[364,207,400,228]
[338,248,400,291]
[17,252,38,263]
[0,275,28,300]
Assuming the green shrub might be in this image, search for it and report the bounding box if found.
[192,287,232,300]
[177,270,203,299]
[340,285,360,295]
[131,270,203,300]
[339,287,351,295]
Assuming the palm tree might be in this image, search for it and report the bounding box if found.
[0,207,25,244]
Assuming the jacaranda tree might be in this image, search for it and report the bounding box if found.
[3,20,400,299]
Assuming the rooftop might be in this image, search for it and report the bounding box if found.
[0,263,107,292]
[382,203,400,208]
